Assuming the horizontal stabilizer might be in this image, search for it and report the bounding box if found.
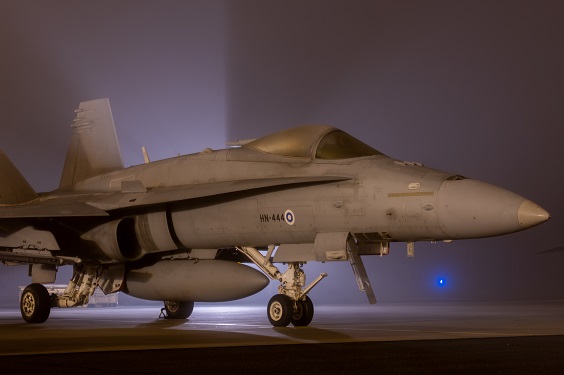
[0,151,38,205]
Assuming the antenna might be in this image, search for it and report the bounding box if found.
[142,146,151,164]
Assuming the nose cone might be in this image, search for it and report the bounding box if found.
[518,200,550,229]
[437,178,549,239]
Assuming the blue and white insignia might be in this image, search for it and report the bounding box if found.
[284,209,295,225]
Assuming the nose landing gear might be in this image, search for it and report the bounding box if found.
[238,246,327,327]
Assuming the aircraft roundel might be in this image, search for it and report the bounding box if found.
[284,210,295,225]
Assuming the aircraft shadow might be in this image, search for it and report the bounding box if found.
[273,325,352,342]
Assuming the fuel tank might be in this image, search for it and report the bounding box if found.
[123,260,269,302]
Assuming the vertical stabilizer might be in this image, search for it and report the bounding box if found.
[59,98,124,188]
[0,151,38,205]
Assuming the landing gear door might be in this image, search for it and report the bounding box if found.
[347,236,377,304]
[98,264,125,294]
[313,232,377,304]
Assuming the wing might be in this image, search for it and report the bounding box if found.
[0,175,350,218]
[0,197,108,218]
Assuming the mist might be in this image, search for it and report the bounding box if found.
[1,1,563,307]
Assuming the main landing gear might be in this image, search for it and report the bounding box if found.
[19,264,123,323]
[20,266,99,323]
[237,247,327,327]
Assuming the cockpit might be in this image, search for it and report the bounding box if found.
[243,125,384,159]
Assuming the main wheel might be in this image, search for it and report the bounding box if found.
[163,301,194,319]
[20,283,51,323]
[267,294,293,327]
[291,295,314,326]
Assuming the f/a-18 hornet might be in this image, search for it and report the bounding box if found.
[0,99,550,326]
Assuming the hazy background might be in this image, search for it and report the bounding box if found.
[1,1,562,307]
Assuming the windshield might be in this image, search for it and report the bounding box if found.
[315,130,383,159]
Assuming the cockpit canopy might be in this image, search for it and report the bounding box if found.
[243,125,383,159]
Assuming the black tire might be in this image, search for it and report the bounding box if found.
[267,294,293,327]
[20,283,51,324]
[163,301,194,319]
[291,295,314,327]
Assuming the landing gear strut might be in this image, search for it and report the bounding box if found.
[238,246,327,327]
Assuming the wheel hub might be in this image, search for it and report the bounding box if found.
[164,301,180,314]
[269,301,283,321]
[21,293,35,317]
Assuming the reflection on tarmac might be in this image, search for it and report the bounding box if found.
[1,301,564,356]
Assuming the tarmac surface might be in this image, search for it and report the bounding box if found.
[1,300,564,373]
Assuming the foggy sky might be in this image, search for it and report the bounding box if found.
[1,1,563,307]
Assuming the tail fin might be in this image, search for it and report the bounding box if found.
[0,151,38,205]
[59,98,124,188]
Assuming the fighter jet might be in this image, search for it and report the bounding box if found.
[0,99,550,326]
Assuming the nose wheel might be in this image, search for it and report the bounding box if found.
[267,294,315,327]
[267,294,293,327]
[291,295,314,326]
